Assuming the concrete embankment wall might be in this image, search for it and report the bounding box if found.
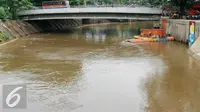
[165,19,189,43]
[189,37,200,60]
[165,19,200,43]
[0,20,39,40]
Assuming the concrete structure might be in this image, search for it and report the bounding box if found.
[0,20,39,38]
[189,37,200,60]
[165,19,190,43]
[28,19,81,31]
[165,19,200,43]
[17,7,162,21]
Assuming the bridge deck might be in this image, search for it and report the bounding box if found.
[17,7,162,21]
[18,7,162,16]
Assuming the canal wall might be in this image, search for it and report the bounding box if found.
[164,19,200,43]
[188,37,200,60]
[0,20,39,43]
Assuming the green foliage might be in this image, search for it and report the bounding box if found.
[170,0,194,8]
[169,0,196,15]
[30,0,168,6]
[69,0,81,5]
[31,0,44,6]
[0,7,6,19]
[0,32,10,42]
[0,0,33,19]
[0,6,12,19]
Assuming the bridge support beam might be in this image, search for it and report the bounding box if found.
[27,19,82,32]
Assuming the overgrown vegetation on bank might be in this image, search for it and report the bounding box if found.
[0,0,32,43]
[0,32,10,42]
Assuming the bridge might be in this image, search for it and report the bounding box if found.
[17,7,162,31]
[17,7,162,21]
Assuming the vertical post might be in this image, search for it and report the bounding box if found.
[161,18,167,32]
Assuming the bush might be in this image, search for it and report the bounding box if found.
[0,7,6,19]
[0,32,10,42]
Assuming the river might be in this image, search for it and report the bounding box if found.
[0,22,200,112]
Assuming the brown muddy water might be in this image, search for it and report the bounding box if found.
[0,22,200,112]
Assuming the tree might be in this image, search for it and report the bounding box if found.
[9,0,33,18]
[170,0,195,15]
[0,7,6,19]
[0,1,12,19]
[30,0,44,6]
[0,0,32,19]
[29,0,167,6]
[69,0,81,5]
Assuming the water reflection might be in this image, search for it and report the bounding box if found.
[82,22,153,43]
[143,42,200,112]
